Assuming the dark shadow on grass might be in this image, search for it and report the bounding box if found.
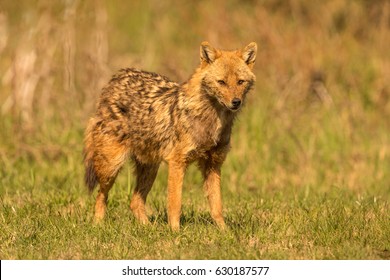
[149,209,222,229]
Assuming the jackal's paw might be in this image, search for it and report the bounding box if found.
[131,210,150,225]
[138,216,151,225]
[93,214,105,225]
[215,219,228,231]
[169,221,180,231]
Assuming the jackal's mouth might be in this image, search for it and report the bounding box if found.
[212,95,241,112]
[220,102,241,112]
[228,106,241,112]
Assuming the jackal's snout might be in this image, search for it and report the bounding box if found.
[230,97,242,110]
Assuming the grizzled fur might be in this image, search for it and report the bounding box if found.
[84,42,257,230]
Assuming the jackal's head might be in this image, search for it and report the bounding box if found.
[199,42,257,112]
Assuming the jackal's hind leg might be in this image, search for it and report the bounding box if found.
[94,176,117,223]
[130,161,160,225]
[93,138,128,223]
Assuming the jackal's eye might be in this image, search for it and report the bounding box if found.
[217,80,226,86]
[237,80,245,85]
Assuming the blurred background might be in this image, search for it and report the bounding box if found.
[0,0,389,193]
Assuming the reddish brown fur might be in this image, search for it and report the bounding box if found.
[84,42,257,230]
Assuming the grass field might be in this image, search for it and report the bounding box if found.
[0,0,389,259]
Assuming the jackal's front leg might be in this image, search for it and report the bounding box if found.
[200,151,228,230]
[203,165,226,229]
[167,160,186,231]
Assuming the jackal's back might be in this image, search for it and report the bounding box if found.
[93,68,181,162]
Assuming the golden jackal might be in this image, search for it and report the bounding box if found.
[84,42,257,230]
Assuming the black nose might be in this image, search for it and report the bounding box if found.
[231,98,241,109]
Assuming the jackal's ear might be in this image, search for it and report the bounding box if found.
[200,42,217,64]
[241,42,257,66]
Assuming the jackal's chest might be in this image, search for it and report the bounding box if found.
[184,117,232,163]
[190,116,223,148]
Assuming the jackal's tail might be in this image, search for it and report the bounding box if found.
[83,118,98,193]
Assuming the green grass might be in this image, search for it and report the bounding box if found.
[1,163,388,260]
[0,175,388,259]
[0,0,389,259]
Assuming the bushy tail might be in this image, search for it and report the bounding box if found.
[84,118,98,193]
